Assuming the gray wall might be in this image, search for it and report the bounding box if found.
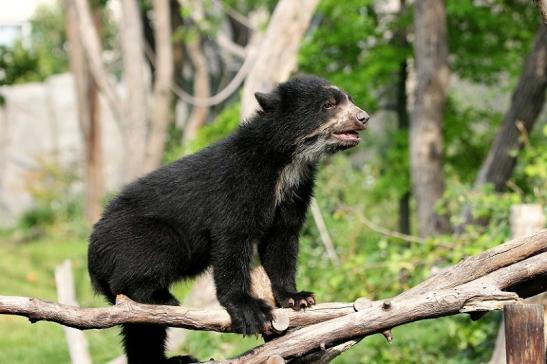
[0,73,124,226]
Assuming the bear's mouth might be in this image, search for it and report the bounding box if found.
[331,129,362,146]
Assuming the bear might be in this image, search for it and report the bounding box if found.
[88,75,370,364]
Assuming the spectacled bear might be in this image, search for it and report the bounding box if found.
[88,75,370,364]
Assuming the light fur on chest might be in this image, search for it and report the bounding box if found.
[274,158,310,206]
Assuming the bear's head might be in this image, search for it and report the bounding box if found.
[254,75,370,161]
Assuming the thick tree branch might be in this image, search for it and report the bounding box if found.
[224,253,545,364]
[0,230,545,363]
[399,229,547,298]
[0,295,354,333]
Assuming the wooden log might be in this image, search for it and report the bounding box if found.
[504,303,545,364]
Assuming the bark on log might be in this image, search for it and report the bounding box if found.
[0,295,354,333]
[504,303,545,364]
[0,230,545,363]
[225,253,546,364]
[399,229,547,299]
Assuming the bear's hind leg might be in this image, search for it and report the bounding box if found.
[121,289,198,364]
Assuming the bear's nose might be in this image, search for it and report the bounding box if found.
[356,111,370,124]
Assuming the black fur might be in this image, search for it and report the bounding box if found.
[88,75,369,364]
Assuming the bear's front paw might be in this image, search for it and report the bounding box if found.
[224,294,273,335]
[275,290,315,310]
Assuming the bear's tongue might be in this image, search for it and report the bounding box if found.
[333,130,360,142]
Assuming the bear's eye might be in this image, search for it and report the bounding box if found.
[323,100,336,110]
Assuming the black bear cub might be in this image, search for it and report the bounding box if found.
[88,75,370,364]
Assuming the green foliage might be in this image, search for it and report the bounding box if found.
[513,122,547,204]
[0,0,116,86]
[164,102,240,162]
[299,0,412,111]
[0,1,67,85]
[29,1,68,78]
[222,0,277,13]
[443,97,503,183]
[14,156,85,241]
[0,42,43,85]
[446,0,539,83]
[187,102,241,152]
[175,0,225,43]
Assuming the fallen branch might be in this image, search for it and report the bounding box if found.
[223,252,545,364]
[0,230,545,363]
[0,295,353,334]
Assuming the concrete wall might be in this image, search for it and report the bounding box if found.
[0,73,124,226]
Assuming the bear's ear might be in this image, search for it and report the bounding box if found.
[255,91,280,111]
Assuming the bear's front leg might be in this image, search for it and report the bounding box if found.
[259,229,316,311]
[212,234,273,335]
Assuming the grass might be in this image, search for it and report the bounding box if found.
[0,231,124,364]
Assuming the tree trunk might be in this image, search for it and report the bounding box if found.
[395,1,411,234]
[72,0,122,124]
[171,0,185,87]
[240,0,320,120]
[120,0,149,181]
[65,0,103,224]
[474,26,547,191]
[145,0,174,172]
[410,0,451,237]
[85,79,102,223]
[183,35,210,142]
[180,0,211,143]
[536,0,547,23]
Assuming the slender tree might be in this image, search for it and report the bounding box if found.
[145,0,174,172]
[120,0,149,181]
[457,25,547,230]
[395,0,411,235]
[65,0,103,224]
[410,0,451,237]
[183,0,210,142]
[474,25,547,191]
